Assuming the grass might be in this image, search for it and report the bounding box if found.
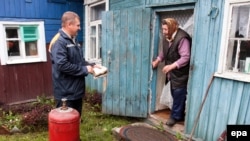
[0,103,142,141]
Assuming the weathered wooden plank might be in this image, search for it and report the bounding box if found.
[237,84,250,124]
[119,10,128,116]
[106,11,115,115]
[150,12,161,113]
[140,8,151,117]
[101,11,108,113]
[112,10,121,115]
[186,0,213,134]
[211,80,233,140]
[126,9,136,116]
[132,8,143,116]
[197,0,225,139]
[202,78,222,140]
[244,92,250,124]
[227,82,244,124]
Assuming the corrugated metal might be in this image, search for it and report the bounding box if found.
[0,0,83,43]
[99,8,151,118]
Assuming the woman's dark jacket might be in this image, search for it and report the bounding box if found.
[163,28,191,89]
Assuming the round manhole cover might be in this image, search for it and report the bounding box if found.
[119,125,177,141]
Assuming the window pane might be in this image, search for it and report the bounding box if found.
[90,3,105,21]
[229,4,250,38]
[5,28,20,56]
[25,41,38,56]
[228,39,250,72]
[98,24,102,58]
[90,26,96,58]
[6,28,18,38]
[7,41,20,56]
[91,26,96,36]
[21,26,38,42]
[90,37,96,58]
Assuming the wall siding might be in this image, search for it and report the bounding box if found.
[0,0,84,43]
[185,0,224,139]
[186,0,250,140]
[0,45,53,104]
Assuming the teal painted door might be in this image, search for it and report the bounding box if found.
[101,8,151,118]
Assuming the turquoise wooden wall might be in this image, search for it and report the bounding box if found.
[0,0,83,43]
[186,0,250,140]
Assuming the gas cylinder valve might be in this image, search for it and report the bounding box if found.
[61,98,68,110]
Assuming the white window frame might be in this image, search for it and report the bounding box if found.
[85,0,108,64]
[215,0,250,82]
[0,21,47,65]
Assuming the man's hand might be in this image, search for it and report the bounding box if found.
[86,65,94,74]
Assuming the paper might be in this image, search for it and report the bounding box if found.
[92,66,108,78]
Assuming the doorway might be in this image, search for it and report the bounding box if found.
[150,8,194,133]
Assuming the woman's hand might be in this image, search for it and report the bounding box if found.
[162,63,177,74]
[152,58,160,69]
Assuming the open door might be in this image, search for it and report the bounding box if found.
[101,8,151,118]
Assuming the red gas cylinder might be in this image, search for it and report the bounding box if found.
[49,98,80,141]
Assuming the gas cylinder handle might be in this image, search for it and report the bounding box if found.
[61,98,68,110]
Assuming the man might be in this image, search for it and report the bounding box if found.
[49,11,97,116]
[152,18,191,126]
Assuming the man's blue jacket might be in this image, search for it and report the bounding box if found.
[49,29,91,101]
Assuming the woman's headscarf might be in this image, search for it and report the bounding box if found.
[161,18,179,41]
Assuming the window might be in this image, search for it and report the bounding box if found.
[0,21,47,65]
[216,0,250,82]
[85,0,107,63]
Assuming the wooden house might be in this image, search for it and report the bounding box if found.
[85,0,250,140]
[0,0,83,104]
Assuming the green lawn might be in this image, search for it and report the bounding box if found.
[0,103,141,141]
